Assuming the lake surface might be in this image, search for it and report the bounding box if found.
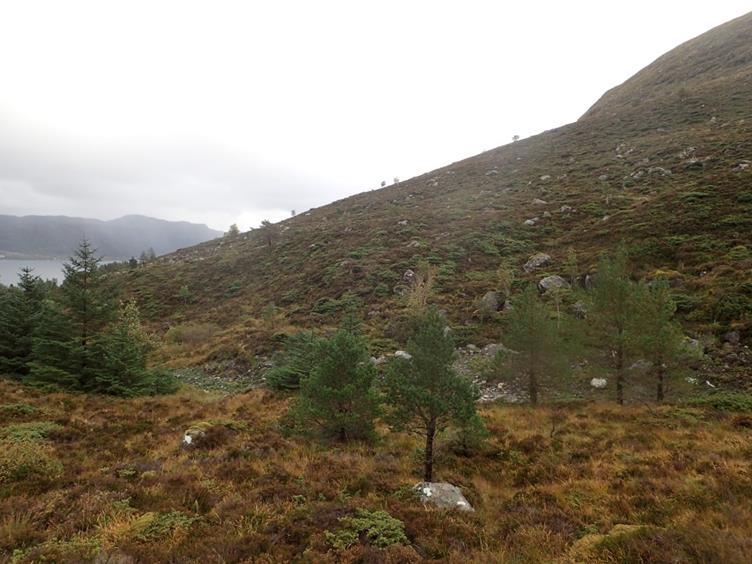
[0,259,66,284]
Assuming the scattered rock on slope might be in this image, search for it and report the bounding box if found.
[523,252,552,273]
[414,482,474,511]
[538,275,569,293]
[479,291,504,312]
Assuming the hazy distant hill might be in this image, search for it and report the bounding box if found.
[0,214,222,259]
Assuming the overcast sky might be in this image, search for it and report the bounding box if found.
[0,1,749,231]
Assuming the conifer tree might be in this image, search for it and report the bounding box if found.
[385,307,480,481]
[27,299,77,389]
[61,239,112,389]
[266,331,323,390]
[635,280,687,402]
[93,300,177,396]
[286,324,379,441]
[0,268,45,376]
[503,285,572,405]
[588,249,640,405]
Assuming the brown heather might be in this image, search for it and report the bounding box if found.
[2,379,752,562]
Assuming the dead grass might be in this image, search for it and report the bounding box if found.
[2,378,752,562]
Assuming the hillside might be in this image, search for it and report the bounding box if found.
[117,14,751,377]
[0,214,221,259]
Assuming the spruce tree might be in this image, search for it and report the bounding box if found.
[27,299,77,389]
[588,249,640,405]
[503,285,572,405]
[384,307,480,481]
[61,239,112,390]
[0,268,45,376]
[93,300,177,396]
[286,324,379,441]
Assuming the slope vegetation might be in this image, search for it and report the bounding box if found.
[117,13,752,376]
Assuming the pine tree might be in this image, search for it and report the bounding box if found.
[0,268,45,376]
[266,331,323,390]
[26,299,77,389]
[384,307,480,481]
[286,325,379,442]
[588,249,640,405]
[61,239,112,390]
[503,285,573,405]
[635,280,687,402]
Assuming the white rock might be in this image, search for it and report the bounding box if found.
[394,350,412,360]
[414,482,474,512]
[590,378,608,389]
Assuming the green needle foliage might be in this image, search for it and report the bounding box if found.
[0,267,46,377]
[93,300,179,397]
[285,323,379,442]
[0,239,178,397]
[384,307,481,481]
[60,239,113,389]
[587,248,641,405]
[635,280,691,402]
[26,299,78,390]
[503,285,575,405]
[266,330,323,390]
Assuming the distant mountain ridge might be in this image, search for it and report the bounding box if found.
[0,214,222,259]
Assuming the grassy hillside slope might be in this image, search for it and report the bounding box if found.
[115,13,751,378]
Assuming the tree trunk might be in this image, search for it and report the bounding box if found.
[656,366,665,403]
[616,346,624,406]
[529,369,538,406]
[424,419,436,482]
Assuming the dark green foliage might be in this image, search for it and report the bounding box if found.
[634,281,689,402]
[266,331,323,390]
[26,300,78,390]
[587,248,641,405]
[502,286,576,405]
[285,324,379,442]
[21,240,178,397]
[0,268,46,376]
[60,239,113,389]
[685,392,752,412]
[325,509,408,550]
[91,301,179,397]
[384,307,481,481]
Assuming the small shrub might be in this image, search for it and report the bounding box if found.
[325,509,408,550]
[0,421,63,443]
[131,511,199,541]
[685,392,752,412]
[0,403,39,417]
[0,441,63,483]
[165,323,220,346]
[224,281,243,297]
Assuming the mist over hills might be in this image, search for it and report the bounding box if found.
[0,214,222,259]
